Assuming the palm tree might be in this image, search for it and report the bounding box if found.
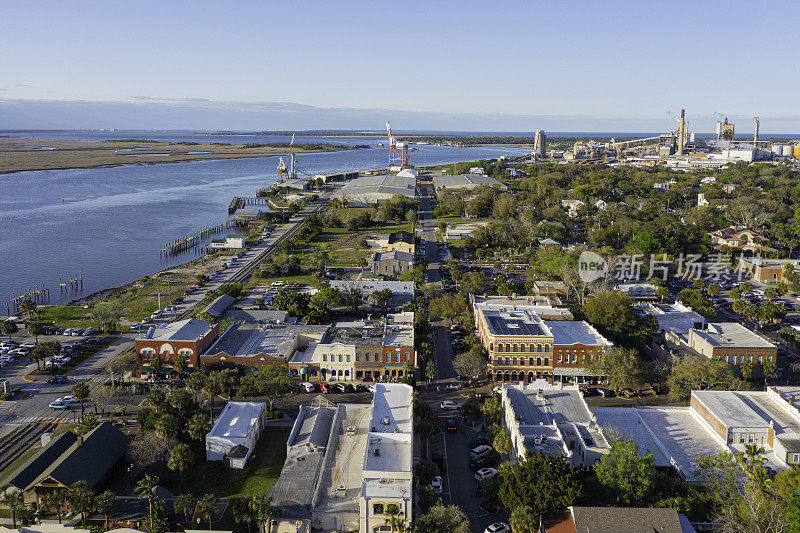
[167,443,194,483]
[195,493,216,530]
[67,480,95,527]
[76,413,99,435]
[42,490,66,524]
[188,413,211,447]
[28,322,44,345]
[134,474,160,526]
[95,490,116,531]
[740,443,766,479]
[1,490,23,528]
[174,494,195,526]
[1,320,18,341]
[248,494,276,533]
[71,382,90,419]
[186,371,206,404]
[19,299,36,323]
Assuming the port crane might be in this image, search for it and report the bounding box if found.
[386,121,409,168]
[276,133,297,182]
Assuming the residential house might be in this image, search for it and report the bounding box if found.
[366,251,413,278]
[708,226,776,253]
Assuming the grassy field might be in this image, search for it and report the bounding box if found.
[0,138,360,174]
[164,426,290,498]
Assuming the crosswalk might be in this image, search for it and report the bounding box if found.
[70,375,110,384]
[14,415,72,424]
[0,401,18,413]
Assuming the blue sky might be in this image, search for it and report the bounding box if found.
[2,0,799,131]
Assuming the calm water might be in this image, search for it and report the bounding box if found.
[0,134,529,307]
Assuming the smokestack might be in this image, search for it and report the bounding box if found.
[677,108,685,156]
[754,117,760,144]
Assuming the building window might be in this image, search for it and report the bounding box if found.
[529,357,534,366]
[758,355,763,363]
[338,354,343,363]
[490,343,494,351]
[356,353,361,361]
[536,357,541,366]
[505,357,510,365]
[545,345,550,352]
[512,357,517,366]
[373,503,384,515]
[520,344,526,352]
[558,354,562,363]
[544,357,549,366]
[346,355,351,362]
[740,434,746,444]
[505,344,511,352]
[572,354,577,363]
[322,354,327,362]
[794,454,800,463]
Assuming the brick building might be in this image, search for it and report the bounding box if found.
[687,322,777,367]
[136,319,219,373]
[473,297,611,384]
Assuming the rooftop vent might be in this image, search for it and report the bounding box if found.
[374,447,381,457]
[383,416,390,425]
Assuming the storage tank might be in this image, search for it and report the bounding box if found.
[783,145,794,157]
[772,145,783,155]
[794,144,800,159]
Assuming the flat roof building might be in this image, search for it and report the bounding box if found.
[136,319,219,373]
[204,323,328,369]
[332,174,416,207]
[688,322,777,367]
[269,384,413,533]
[433,174,507,191]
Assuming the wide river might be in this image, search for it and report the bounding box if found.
[0,131,529,307]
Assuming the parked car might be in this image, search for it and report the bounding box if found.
[299,382,316,393]
[130,322,142,330]
[469,456,496,470]
[440,400,461,410]
[484,523,510,533]
[474,467,498,482]
[597,388,614,397]
[469,435,488,448]
[431,475,443,493]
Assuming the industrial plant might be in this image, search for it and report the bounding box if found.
[536,111,800,170]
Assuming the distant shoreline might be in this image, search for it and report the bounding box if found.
[0,137,365,174]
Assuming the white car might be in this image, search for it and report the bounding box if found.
[484,523,510,533]
[440,400,461,410]
[492,386,503,395]
[431,475,442,493]
[299,382,315,393]
[474,467,498,482]
[60,395,78,405]
[271,281,285,287]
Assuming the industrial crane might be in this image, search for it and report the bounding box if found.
[276,134,297,183]
[386,121,409,168]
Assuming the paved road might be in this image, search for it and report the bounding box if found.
[431,322,456,382]
[417,181,442,284]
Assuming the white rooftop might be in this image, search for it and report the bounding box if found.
[138,318,214,341]
[207,402,266,439]
[543,320,612,347]
[364,383,413,474]
[693,322,775,348]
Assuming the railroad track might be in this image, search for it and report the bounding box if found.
[174,198,330,322]
[0,422,59,474]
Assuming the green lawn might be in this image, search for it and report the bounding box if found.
[164,426,290,498]
[37,305,94,328]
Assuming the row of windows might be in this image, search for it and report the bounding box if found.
[321,352,412,363]
[491,343,550,353]
[323,369,405,380]
[491,357,550,367]
[372,503,400,515]
[557,353,591,364]
[721,354,768,364]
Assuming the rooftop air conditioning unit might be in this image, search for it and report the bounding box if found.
[374,448,381,457]
[383,416,390,425]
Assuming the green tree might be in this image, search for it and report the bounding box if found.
[452,351,485,382]
[167,388,194,419]
[762,359,777,388]
[42,490,66,524]
[740,358,756,381]
[174,494,195,526]
[173,353,188,375]
[1,490,23,528]
[134,474,160,527]
[383,504,406,532]
[414,504,471,533]
[581,291,654,343]
[155,413,180,440]
[493,428,513,455]
[248,494,276,533]
[76,413,99,435]
[417,485,440,514]
[28,321,44,344]
[95,490,116,531]
[498,451,581,515]
[30,340,59,371]
[667,357,749,401]
[147,388,167,409]
[425,361,437,384]
[238,366,295,413]
[594,439,657,505]
[509,505,538,533]
[481,397,503,425]
[196,493,216,530]
[72,382,90,419]
[136,407,158,433]
[68,480,95,527]
[186,370,206,403]
[188,413,211,446]
[1,320,19,341]
[415,459,440,486]
[708,283,721,298]
[167,443,194,483]
[586,347,647,394]
[371,288,394,313]
[19,299,36,322]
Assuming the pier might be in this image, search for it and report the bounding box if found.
[227,196,272,215]
[161,222,230,255]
